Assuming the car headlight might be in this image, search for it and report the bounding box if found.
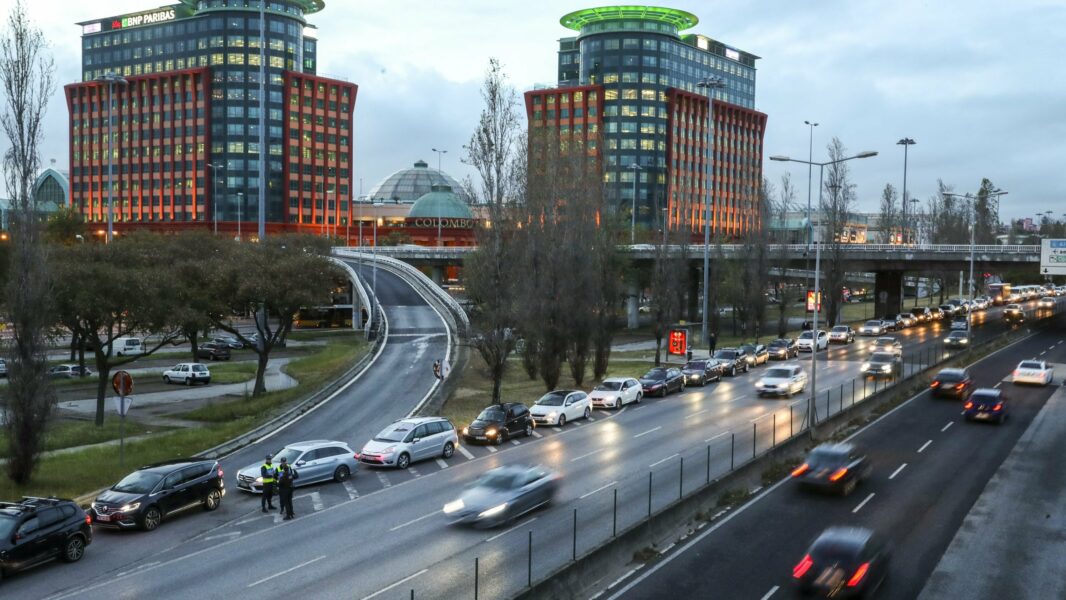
[861,363,871,370]
[486,429,497,437]
[254,476,263,484]
[443,499,464,514]
[478,503,508,519]
[119,502,141,513]
[882,365,892,372]
[547,412,558,420]
[755,381,764,389]
[380,446,395,455]
[463,427,469,435]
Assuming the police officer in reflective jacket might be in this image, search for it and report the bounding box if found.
[260,454,277,512]
[277,456,299,520]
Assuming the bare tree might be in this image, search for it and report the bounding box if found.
[821,138,857,326]
[771,174,797,336]
[462,58,521,208]
[877,183,900,244]
[1,0,56,483]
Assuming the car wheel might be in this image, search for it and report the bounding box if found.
[333,465,351,482]
[141,506,162,531]
[558,414,567,427]
[496,429,507,444]
[523,423,533,437]
[62,535,86,562]
[163,375,171,384]
[730,366,736,377]
[203,488,222,510]
[185,377,192,386]
[635,393,642,404]
[842,478,858,497]
[442,441,456,459]
[583,406,591,420]
[396,453,411,469]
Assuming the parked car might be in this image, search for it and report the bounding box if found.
[681,359,725,386]
[828,325,855,344]
[740,343,769,366]
[247,333,286,348]
[196,342,231,361]
[858,320,884,336]
[461,404,533,446]
[90,459,224,531]
[237,440,358,492]
[880,315,902,331]
[360,417,459,467]
[443,465,558,528]
[212,336,244,349]
[796,330,828,352]
[930,368,974,399]
[791,443,872,496]
[589,377,642,409]
[896,313,917,328]
[767,338,798,360]
[713,348,750,376]
[944,330,970,349]
[0,497,93,580]
[755,364,808,398]
[162,363,211,385]
[112,337,145,357]
[871,337,902,357]
[964,388,1008,424]
[914,307,933,322]
[48,364,93,379]
[939,304,958,317]
[792,527,890,596]
[530,390,591,426]
[639,367,686,396]
[1012,360,1053,386]
[930,307,945,320]
[862,352,901,378]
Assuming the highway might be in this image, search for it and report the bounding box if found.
[4,294,1054,600]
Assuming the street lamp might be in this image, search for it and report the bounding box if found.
[944,189,1008,335]
[236,191,244,241]
[207,163,223,235]
[802,121,819,293]
[628,163,642,244]
[897,138,916,243]
[95,71,128,244]
[769,150,878,436]
[371,205,384,318]
[431,148,448,174]
[697,76,726,348]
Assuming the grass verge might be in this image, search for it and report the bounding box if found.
[0,417,163,459]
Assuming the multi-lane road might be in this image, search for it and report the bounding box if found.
[4,291,1056,600]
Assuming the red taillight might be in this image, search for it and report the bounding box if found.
[828,467,848,482]
[793,554,814,579]
[993,403,1003,411]
[964,401,974,409]
[791,463,810,477]
[955,383,965,390]
[85,514,92,525]
[354,453,360,460]
[217,467,224,478]
[847,562,870,587]
[930,381,940,388]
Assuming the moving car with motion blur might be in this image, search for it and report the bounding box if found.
[796,330,829,352]
[964,388,1008,424]
[239,440,358,492]
[529,390,592,426]
[944,330,970,349]
[443,465,558,528]
[870,337,902,357]
[828,325,855,344]
[791,443,872,496]
[792,527,890,597]
[862,352,901,379]
[1038,296,1057,309]
[755,364,807,398]
[858,320,884,336]
[950,316,969,331]
[714,348,750,376]
[930,368,974,399]
[767,338,799,359]
[0,497,92,582]
[589,377,642,409]
[1012,360,1053,386]
[639,367,686,396]
[460,404,533,446]
[90,459,224,531]
[361,417,459,466]
[939,304,959,317]
[681,359,724,386]
[914,307,933,322]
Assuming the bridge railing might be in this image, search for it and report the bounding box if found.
[345,243,1040,258]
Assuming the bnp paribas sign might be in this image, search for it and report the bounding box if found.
[115,8,177,29]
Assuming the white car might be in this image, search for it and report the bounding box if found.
[529,390,591,426]
[858,320,884,336]
[1012,360,1053,386]
[796,330,828,352]
[589,377,642,409]
[1038,297,1056,309]
[950,317,969,331]
[755,364,808,398]
[162,363,211,385]
[870,337,902,357]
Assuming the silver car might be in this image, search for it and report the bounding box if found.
[443,464,558,528]
[236,440,357,493]
[358,417,458,469]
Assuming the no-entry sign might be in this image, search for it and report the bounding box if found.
[112,370,133,397]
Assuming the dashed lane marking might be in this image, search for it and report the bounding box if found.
[342,480,359,500]
[579,481,617,500]
[705,431,729,443]
[994,382,1002,388]
[407,466,421,477]
[435,458,449,469]
[485,517,538,543]
[388,510,440,531]
[942,421,954,432]
[376,471,392,489]
[486,445,498,453]
[571,448,605,463]
[889,463,907,480]
[202,531,241,542]
[649,454,679,468]
[760,586,780,600]
[852,493,875,513]
[1040,350,1047,356]
[248,555,325,588]
[359,569,429,600]
[918,440,933,453]
[531,430,543,439]
[574,420,584,426]
[552,427,563,433]
[635,426,662,438]
[310,491,324,512]
[691,408,710,417]
[510,439,521,445]
[457,445,475,460]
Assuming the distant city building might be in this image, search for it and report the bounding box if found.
[365,160,471,205]
[526,5,767,237]
[1,167,70,230]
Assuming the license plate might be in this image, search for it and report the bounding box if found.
[975,413,989,420]
[96,513,111,522]
[475,436,486,440]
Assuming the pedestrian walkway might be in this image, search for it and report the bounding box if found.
[917,384,1066,600]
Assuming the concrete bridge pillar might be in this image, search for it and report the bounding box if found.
[627,278,640,329]
[874,270,904,318]
[430,265,444,286]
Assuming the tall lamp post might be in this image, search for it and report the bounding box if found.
[236,191,244,241]
[431,148,447,174]
[95,72,128,244]
[697,76,726,348]
[803,120,819,289]
[944,189,1007,336]
[628,163,642,244]
[371,205,384,315]
[769,150,878,436]
[896,138,916,243]
[207,163,223,235]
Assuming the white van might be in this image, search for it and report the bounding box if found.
[113,337,145,356]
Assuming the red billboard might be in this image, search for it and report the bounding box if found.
[806,290,822,312]
[668,329,688,356]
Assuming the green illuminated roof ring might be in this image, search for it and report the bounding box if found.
[560,6,698,32]
[179,0,326,15]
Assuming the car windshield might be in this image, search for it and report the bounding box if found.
[112,470,164,494]
[864,320,881,327]
[832,326,848,332]
[769,340,788,347]
[475,408,505,422]
[807,449,847,468]
[536,393,566,406]
[476,471,517,490]
[935,371,964,383]
[875,338,894,346]
[595,381,622,391]
[798,332,813,339]
[269,447,304,464]
[870,353,894,364]
[713,351,736,359]
[764,368,794,379]
[683,361,705,371]
[971,393,999,405]
[0,515,17,539]
[811,540,862,564]
[1019,361,1043,370]
[644,369,668,379]
[374,424,414,443]
[948,331,966,338]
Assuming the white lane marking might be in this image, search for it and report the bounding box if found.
[960,410,966,415]
[634,426,662,438]
[273,511,284,524]
[234,516,265,526]
[994,381,1002,388]
[342,480,359,500]
[486,445,498,453]
[889,463,908,480]
[388,510,440,531]
[852,493,875,514]
[588,416,596,421]
[941,421,954,432]
[408,466,421,477]
[571,448,605,463]
[691,409,709,417]
[760,586,780,600]
[202,531,242,542]
[574,420,584,426]
[705,431,729,443]
[579,481,617,500]
[435,458,449,469]
[511,439,521,445]
[485,517,538,543]
[918,440,933,453]
[531,430,543,439]
[552,427,563,433]
[649,454,680,468]
[598,410,612,417]
[310,491,324,512]
[248,555,326,588]
[457,444,475,460]
[359,569,429,600]
[376,471,392,489]
[1040,350,1047,356]
[1050,345,1056,350]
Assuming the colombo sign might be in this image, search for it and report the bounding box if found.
[1040,239,1066,276]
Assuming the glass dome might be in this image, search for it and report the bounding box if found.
[366,160,470,204]
[408,185,474,220]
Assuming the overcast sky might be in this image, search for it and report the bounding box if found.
[10,0,1065,220]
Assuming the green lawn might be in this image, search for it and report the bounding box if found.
[0,417,161,459]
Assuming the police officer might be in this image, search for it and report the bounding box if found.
[276,456,299,520]
[260,454,277,512]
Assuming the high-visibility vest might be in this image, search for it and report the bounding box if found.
[261,463,277,484]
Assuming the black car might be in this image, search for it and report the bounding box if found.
[212,336,244,349]
[0,497,92,583]
[680,359,724,386]
[639,367,685,397]
[196,342,231,361]
[791,442,871,496]
[767,338,798,360]
[944,330,970,349]
[930,368,974,399]
[792,527,890,597]
[880,315,902,331]
[91,459,225,531]
[713,348,750,376]
[862,352,902,379]
[462,403,534,444]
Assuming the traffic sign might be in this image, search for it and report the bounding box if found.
[112,370,134,396]
[112,396,133,417]
[1041,239,1066,276]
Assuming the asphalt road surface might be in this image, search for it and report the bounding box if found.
[5,295,1057,600]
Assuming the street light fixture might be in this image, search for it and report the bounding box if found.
[95,71,128,244]
[236,191,244,241]
[628,163,642,244]
[696,76,726,348]
[207,163,223,235]
[944,189,1008,335]
[769,150,878,437]
[896,138,916,243]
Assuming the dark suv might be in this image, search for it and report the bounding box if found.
[91,459,225,531]
[0,497,92,582]
[195,342,231,361]
[462,403,534,445]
